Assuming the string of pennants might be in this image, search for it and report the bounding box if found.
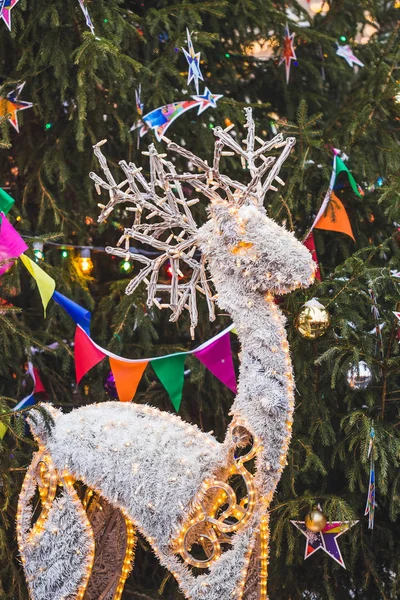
[0,187,237,415]
[303,151,362,279]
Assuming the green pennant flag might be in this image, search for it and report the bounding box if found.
[0,188,15,215]
[151,353,186,411]
[335,156,362,198]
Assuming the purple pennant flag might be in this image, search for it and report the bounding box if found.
[194,331,237,393]
[0,213,28,276]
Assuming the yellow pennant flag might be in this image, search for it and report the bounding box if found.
[20,254,55,316]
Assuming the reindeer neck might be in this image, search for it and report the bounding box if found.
[215,276,294,502]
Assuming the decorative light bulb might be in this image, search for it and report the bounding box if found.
[78,248,93,275]
[120,259,132,273]
[33,242,44,261]
[61,249,68,258]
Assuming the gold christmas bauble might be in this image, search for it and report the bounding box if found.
[295,299,331,340]
[305,508,327,533]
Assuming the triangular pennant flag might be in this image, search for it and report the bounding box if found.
[194,332,237,393]
[109,357,148,402]
[13,393,36,412]
[314,192,355,241]
[0,420,7,439]
[0,214,28,276]
[53,290,91,335]
[335,156,362,198]
[303,232,321,281]
[20,254,56,316]
[75,326,106,383]
[32,367,46,394]
[0,188,15,215]
[151,353,186,411]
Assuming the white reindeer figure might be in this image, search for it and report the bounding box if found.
[17,108,315,600]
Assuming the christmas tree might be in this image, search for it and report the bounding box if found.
[0,1,399,598]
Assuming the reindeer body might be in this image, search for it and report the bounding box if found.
[18,110,315,600]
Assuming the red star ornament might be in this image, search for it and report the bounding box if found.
[279,24,297,84]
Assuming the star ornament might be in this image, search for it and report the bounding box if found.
[279,24,296,84]
[291,520,358,568]
[0,83,33,132]
[0,0,19,30]
[191,88,223,115]
[182,28,204,95]
[336,44,364,68]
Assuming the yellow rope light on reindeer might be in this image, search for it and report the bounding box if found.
[113,518,137,600]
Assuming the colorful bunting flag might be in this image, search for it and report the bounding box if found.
[109,357,148,402]
[335,156,362,198]
[194,330,237,393]
[74,326,106,383]
[0,213,28,276]
[151,353,186,411]
[303,232,321,281]
[314,192,355,241]
[14,362,47,411]
[20,254,55,316]
[53,290,91,335]
[0,420,7,440]
[310,153,361,234]
[0,188,15,215]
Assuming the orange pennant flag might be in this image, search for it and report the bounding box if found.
[314,192,355,241]
[109,357,148,402]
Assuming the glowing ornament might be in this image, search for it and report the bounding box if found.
[295,298,330,339]
[78,248,93,275]
[305,508,327,532]
[346,360,372,391]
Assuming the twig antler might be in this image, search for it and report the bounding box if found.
[90,108,295,335]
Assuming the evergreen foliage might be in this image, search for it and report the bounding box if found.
[0,0,399,598]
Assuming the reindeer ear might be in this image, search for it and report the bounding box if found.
[18,453,94,600]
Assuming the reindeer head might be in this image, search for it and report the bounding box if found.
[90,108,315,335]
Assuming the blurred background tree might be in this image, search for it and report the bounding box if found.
[0,0,399,598]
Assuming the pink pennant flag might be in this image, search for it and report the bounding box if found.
[75,326,106,383]
[0,213,28,276]
[303,232,321,281]
[194,331,237,393]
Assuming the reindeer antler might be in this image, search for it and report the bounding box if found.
[90,108,295,335]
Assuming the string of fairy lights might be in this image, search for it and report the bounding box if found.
[29,240,167,276]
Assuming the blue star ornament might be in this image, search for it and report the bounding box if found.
[191,88,223,115]
[182,28,204,94]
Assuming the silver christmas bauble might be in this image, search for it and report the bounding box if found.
[346,361,372,390]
